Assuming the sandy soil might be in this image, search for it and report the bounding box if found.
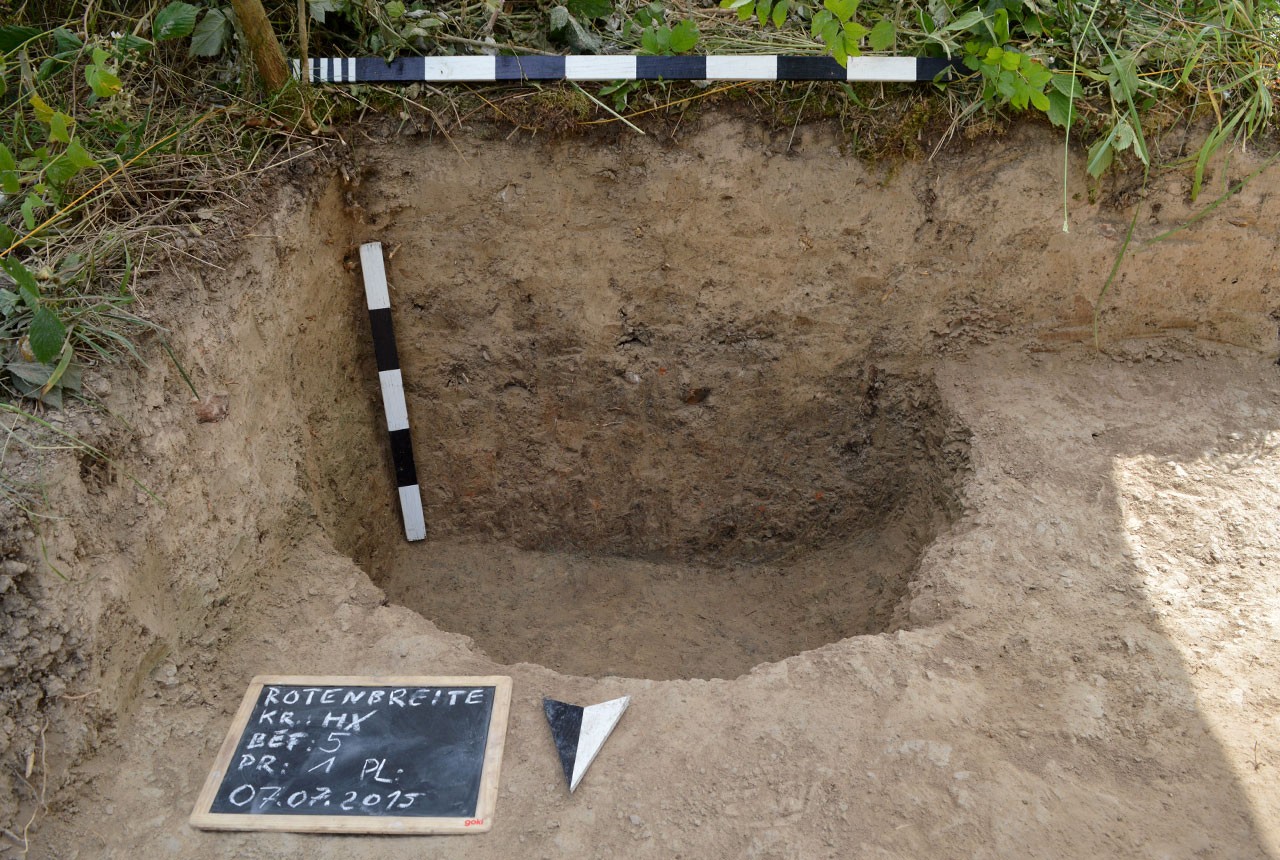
[2,117,1278,858]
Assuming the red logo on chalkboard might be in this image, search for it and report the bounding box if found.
[464,819,484,827]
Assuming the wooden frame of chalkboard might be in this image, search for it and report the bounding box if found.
[190,675,512,834]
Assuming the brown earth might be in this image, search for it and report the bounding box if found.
[2,116,1279,858]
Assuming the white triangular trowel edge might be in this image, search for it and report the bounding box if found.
[568,696,631,792]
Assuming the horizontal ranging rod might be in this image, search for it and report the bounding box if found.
[359,242,427,542]
[293,55,963,84]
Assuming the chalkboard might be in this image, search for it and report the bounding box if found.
[190,675,512,834]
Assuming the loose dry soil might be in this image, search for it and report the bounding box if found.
[2,117,1279,858]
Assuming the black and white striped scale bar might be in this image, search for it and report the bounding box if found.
[293,55,963,84]
[359,242,427,542]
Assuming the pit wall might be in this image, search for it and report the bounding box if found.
[7,118,1278,837]
[333,118,1279,569]
[22,176,381,787]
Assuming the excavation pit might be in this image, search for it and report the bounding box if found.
[14,116,1280,858]
[305,124,975,681]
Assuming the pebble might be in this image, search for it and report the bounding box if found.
[3,560,30,576]
[629,814,643,826]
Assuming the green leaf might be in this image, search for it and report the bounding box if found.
[1051,73,1079,97]
[811,10,830,38]
[992,7,1009,44]
[116,33,154,54]
[85,65,123,97]
[20,195,40,231]
[1046,88,1073,128]
[999,50,1021,71]
[1029,88,1049,112]
[154,1,199,40]
[189,8,229,56]
[941,9,986,34]
[7,361,55,387]
[0,289,16,318]
[831,37,848,67]
[669,20,699,53]
[52,28,83,53]
[1112,118,1135,153]
[567,0,611,19]
[27,306,66,364]
[41,339,77,397]
[822,0,857,23]
[996,69,1018,100]
[1,257,38,304]
[770,0,789,28]
[1021,57,1052,89]
[49,112,72,144]
[1086,133,1115,179]
[309,0,345,23]
[0,171,17,196]
[819,16,840,45]
[842,20,868,41]
[756,0,771,26]
[65,138,98,170]
[0,26,41,52]
[384,0,406,16]
[548,5,601,51]
[868,18,895,51]
[44,154,80,187]
[640,26,661,54]
[0,142,14,173]
[1103,51,1141,103]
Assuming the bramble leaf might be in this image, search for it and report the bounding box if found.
[190,8,230,56]
[567,0,611,20]
[0,26,41,52]
[1087,133,1115,178]
[1,257,39,307]
[154,1,199,40]
[1046,88,1074,127]
[28,305,67,364]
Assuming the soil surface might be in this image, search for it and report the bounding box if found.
[2,117,1279,859]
